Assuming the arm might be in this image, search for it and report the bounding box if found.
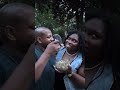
[35,40,60,81]
[55,62,85,88]
[68,65,85,88]
[35,51,50,81]
[1,44,35,90]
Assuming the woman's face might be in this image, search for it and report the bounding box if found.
[65,33,79,51]
[83,18,106,59]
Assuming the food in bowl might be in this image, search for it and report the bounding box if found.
[54,60,70,71]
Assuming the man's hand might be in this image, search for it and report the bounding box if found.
[44,40,60,56]
[35,40,60,81]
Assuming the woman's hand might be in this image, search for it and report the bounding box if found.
[54,64,72,74]
[65,65,72,74]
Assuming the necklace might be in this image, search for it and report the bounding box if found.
[66,50,78,57]
[85,61,103,71]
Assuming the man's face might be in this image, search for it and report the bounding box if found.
[15,13,35,52]
[39,30,54,46]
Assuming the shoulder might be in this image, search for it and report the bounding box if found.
[0,47,21,75]
[35,46,43,59]
[78,52,83,58]
[59,46,66,51]
[0,48,12,63]
[0,66,5,88]
[0,47,21,63]
[57,47,66,54]
[0,52,10,87]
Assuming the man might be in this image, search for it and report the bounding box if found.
[1,41,59,90]
[0,3,35,89]
[0,3,60,90]
[34,27,60,90]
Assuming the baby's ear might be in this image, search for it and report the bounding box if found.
[5,25,16,40]
[37,37,42,43]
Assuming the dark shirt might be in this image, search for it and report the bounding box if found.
[0,46,22,88]
[33,46,56,90]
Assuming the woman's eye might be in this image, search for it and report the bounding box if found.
[91,34,97,39]
[73,40,78,43]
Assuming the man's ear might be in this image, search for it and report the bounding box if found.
[37,37,42,43]
[5,25,16,40]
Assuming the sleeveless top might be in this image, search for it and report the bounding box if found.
[85,64,113,90]
[56,47,83,90]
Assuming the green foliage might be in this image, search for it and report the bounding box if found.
[35,6,57,28]
[52,0,85,30]
[35,0,82,36]
[35,4,66,37]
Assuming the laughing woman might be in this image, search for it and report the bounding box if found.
[54,31,85,90]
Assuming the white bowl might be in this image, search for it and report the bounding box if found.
[54,60,70,71]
